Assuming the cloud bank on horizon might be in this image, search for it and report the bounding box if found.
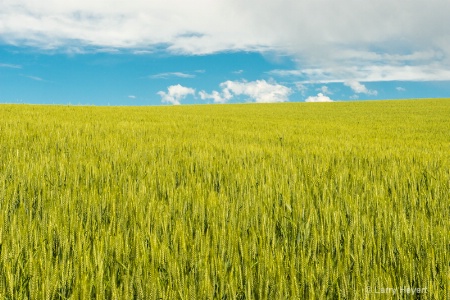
[156,80,292,105]
[1,0,450,104]
[200,80,292,104]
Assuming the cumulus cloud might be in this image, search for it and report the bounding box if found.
[223,80,292,103]
[1,0,450,82]
[305,93,333,103]
[157,84,195,105]
[200,80,292,103]
[344,80,377,96]
[199,90,231,104]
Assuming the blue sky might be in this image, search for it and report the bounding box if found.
[1,0,450,105]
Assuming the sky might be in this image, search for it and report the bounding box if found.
[1,0,450,105]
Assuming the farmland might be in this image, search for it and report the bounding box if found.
[0,99,449,299]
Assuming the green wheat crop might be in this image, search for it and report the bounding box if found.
[0,99,449,299]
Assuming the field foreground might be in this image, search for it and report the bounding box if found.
[0,99,449,299]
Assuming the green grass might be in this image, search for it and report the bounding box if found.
[0,99,449,299]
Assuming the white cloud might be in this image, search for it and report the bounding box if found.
[224,80,292,103]
[0,63,22,69]
[269,64,450,83]
[150,72,195,79]
[128,95,136,99]
[157,84,195,105]
[305,93,333,103]
[1,1,450,82]
[396,87,406,92]
[318,86,331,95]
[344,80,377,96]
[199,90,231,104]
[295,82,308,96]
[23,75,45,81]
[200,80,292,103]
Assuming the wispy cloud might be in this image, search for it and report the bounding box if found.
[396,87,406,92]
[269,65,450,83]
[200,80,292,103]
[157,84,195,105]
[267,70,303,77]
[295,82,308,96]
[317,86,332,95]
[128,95,136,99]
[149,72,195,79]
[0,63,22,69]
[22,75,45,81]
[132,50,154,55]
[344,80,377,96]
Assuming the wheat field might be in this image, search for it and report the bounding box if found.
[0,99,449,299]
